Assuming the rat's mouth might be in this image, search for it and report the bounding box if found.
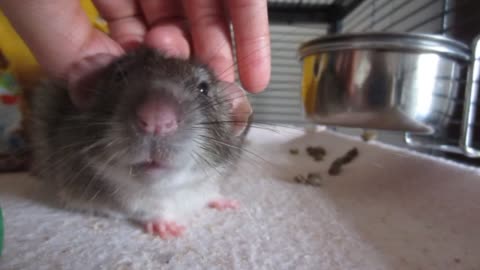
[131,159,171,172]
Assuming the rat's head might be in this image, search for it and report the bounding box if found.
[69,47,251,180]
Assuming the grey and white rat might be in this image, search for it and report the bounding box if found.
[29,46,252,239]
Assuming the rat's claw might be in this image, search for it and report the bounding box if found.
[144,219,186,239]
[208,198,240,210]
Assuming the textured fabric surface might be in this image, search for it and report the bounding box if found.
[0,126,479,270]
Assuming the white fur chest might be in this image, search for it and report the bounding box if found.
[104,166,221,222]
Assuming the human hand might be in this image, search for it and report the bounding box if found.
[0,0,271,93]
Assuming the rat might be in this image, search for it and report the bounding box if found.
[28,46,253,239]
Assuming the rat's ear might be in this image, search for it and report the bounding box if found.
[217,81,253,136]
[67,53,117,110]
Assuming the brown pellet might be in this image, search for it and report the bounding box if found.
[331,159,344,167]
[306,146,326,156]
[293,173,323,187]
[294,175,307,183]
[289,149,299,155]
[306,173,323,186]
[328,164,342,176]
[342,147,358,164]
[328,147,359,176]
[306,146,327,161]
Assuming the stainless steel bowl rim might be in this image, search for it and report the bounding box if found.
[299,32,471,61]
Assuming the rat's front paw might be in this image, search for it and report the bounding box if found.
[144,219,186,239]
[208,198,240,210]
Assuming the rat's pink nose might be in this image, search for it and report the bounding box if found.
[136,99,178,135]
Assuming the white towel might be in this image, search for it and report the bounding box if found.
[1,126,479,270]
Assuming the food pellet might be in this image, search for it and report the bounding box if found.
[361,130,377,142]
[342,147,358,164]
[289,149,299,155]
[293,173,323,187]
[294,175,307,183]
[306,173,323,186]
[306,146,326,156]
[306,146,327,161]
[328,164,342,176]
[328,147,359,176]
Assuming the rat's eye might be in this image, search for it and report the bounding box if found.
[197,81,210,96]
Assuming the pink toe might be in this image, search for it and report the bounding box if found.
[144,220,186,239]
[168,227,181,237]
[166,223,184,237]
[227,200,240,209]
[208,199,240,210]
[159,223,167,235]
[158,230,168,239]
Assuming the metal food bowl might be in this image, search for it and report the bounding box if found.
[298,32,480,157]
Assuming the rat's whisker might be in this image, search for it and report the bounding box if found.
[197,134,270,165]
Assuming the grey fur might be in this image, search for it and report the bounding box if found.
[29,47,250,222]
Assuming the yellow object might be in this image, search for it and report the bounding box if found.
[0,0,107,85]
[301,55,331,115]
[301,56,319,114]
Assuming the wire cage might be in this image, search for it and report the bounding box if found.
[254,0,480,165]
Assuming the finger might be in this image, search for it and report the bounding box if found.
[183,0,235,83]
[144,23,191,59]
[139,0,191,58]
[0,0,123,79]
[217,81,252,136]
[227,0,271,92]
[139,0,183,24]
[93,0,147,50]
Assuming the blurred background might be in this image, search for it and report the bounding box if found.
[248,0,480,166]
